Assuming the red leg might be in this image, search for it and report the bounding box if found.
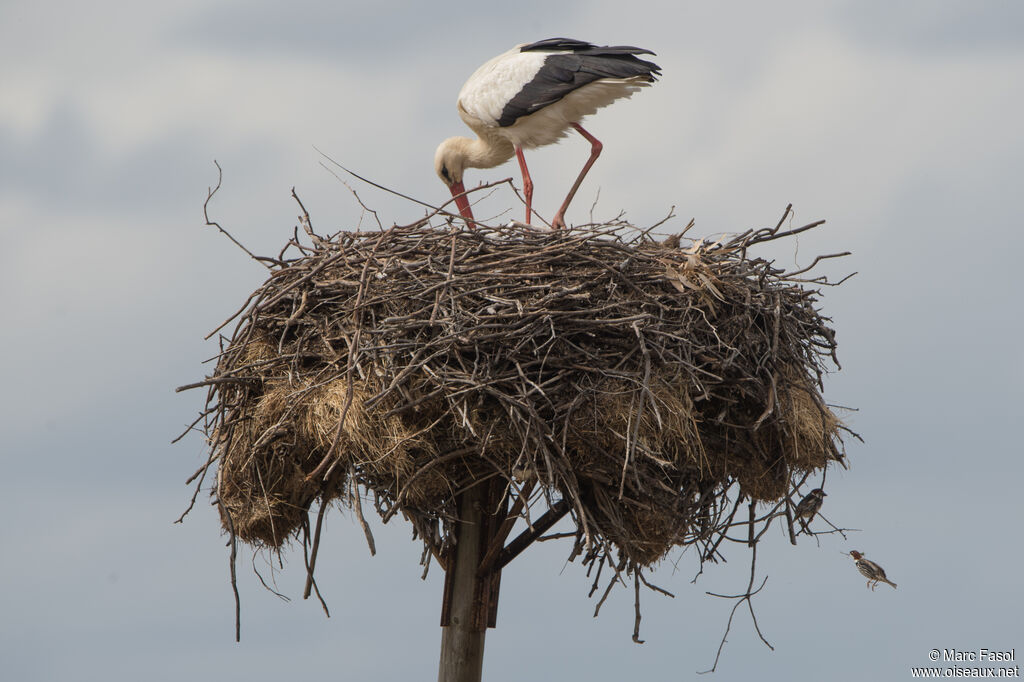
[552,123,603,229]
[515,146,533,224]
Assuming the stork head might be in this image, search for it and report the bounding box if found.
[434,137,474,224]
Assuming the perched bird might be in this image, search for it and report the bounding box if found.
[794,488,826,529]
[849,550,897,590]
[434,38,661,229]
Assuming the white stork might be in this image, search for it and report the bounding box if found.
[434,38,661,229]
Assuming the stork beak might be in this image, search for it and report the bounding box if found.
[449,181,475,226]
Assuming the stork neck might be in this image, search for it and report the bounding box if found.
[463,135,515,171]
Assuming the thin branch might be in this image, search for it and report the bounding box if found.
[217,497,242,643]
[203,160,272,267]
[699,544,773,674]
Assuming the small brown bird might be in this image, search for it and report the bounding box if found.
[849,550,897,590]
[794,488,826,528]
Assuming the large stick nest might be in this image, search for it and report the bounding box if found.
[186,210,850,573]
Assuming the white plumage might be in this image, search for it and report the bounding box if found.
[435,38,660,228]
[456,49,549,131]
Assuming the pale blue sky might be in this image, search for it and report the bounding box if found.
[2,1,1022,680]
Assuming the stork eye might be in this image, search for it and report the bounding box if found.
[441,166,451,182]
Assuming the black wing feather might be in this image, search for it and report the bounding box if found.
[499,39,660,128]
[519,38,655,58]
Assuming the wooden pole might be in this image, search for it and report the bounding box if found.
[437,483,490,682]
